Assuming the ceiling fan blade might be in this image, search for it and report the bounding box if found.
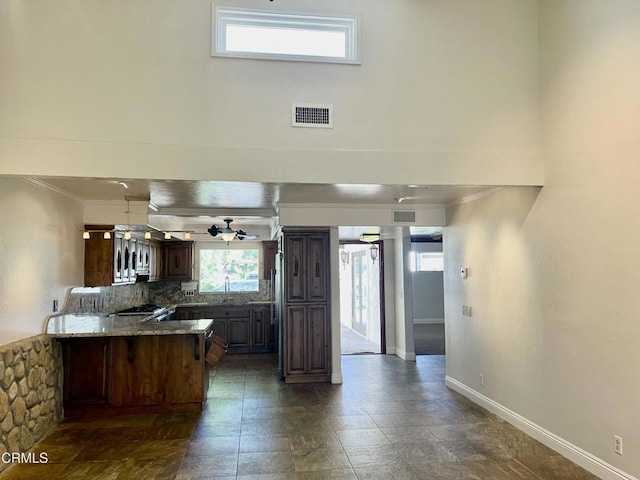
[236,229,259,240]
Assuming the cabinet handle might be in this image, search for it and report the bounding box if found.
[293,256,299,277]
[194,335,200,361]
[174,255,180,269]
[315,258,320,278]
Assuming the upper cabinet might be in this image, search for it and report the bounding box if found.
[84,225,164,286]
[263,240,278,280]
[162,241,193,280]
[284,232,329,304]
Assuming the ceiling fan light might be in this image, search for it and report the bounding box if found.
[220,231,236,242]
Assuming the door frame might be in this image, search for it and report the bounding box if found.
[339,240,386,354]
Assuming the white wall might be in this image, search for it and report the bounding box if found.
[411,242,444,323]
[0,0,542,186]
[0,178,84,344]
[444,2,640,477]
[393,229,415,361]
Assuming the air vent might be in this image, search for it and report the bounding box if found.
[393,210,416,223]
[292,104,333,128]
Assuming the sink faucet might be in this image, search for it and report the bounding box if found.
[224,276,230,302]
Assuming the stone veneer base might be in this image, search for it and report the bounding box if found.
[0,335,63,472]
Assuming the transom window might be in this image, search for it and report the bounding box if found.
[199,248,259,293]
[212,7,360,64]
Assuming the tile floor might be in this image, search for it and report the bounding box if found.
[0,354,599,479]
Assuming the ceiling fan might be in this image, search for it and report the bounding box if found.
[207,218,258,243]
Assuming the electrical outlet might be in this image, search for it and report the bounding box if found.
[52,299,59,312]
[479,374,484,387]
[462,305,472,317]
[614,435,623,455]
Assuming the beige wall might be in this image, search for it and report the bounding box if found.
[0,179,84,344]
[444,2,640,477]
[0,0,542,186]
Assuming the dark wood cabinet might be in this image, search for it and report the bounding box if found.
[281,229,331,383]
[62,338,111,407]
[84,225,158,286]
[284,233,328,303]
[263,240,278,280]
[162,334,206,404]
[110,336,162,406]
[251,307,268,348]
[84,229,116,287]
[60,333,206,415]
[284,304,329,380]
[162,242,193,280]
[174,304,275,354]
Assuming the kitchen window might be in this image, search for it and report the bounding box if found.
[199,247,260,293]
[212,7,360,64]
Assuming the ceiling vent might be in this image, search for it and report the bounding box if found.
[292,104,333,128]
[393,210,416,223]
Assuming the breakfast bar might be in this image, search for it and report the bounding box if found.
[46,313,213,417]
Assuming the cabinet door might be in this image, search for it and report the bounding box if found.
[306,234,328,302]
[84,233,114,287]
[228,318,250,348]
[263,241,278,280]
[212,319,227,343]
[285,305,306,376]
[163,242,193,279]
[307,305,329,375]
[285,235,306,302]
[250,308,268,348]
[163,334,205,403]
[110,337,162,406]
[62,339,111,407]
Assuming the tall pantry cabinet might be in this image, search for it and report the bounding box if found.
[281,229,331,383]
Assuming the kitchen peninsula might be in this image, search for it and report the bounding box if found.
[46,310,213,417]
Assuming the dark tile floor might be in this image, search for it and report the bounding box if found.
[0,354,599,479]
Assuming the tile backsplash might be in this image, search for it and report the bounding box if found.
[62,279,272,315]
[149,280,272,305]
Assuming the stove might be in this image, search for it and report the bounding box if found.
[116,304,176,322]
[117,304,164,315]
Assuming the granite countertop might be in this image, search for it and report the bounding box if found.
[46,314,213,338]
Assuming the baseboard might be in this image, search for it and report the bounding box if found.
[445,376,637,480]
[331,373,343,384]
[413,318,445,325]
[386,346,396,355]
[395,348,416,361]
